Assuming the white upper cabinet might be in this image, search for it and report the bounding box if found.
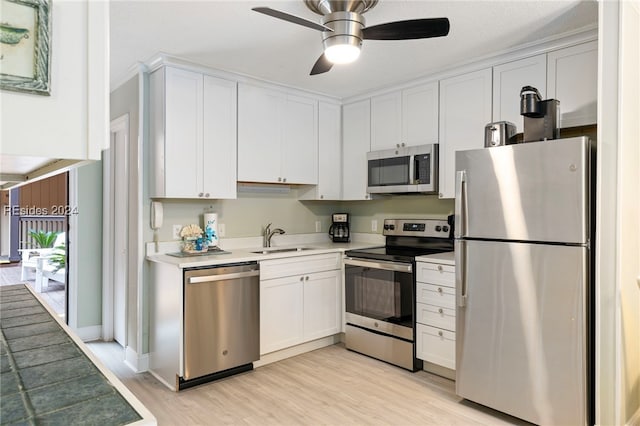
[493,54,547,133]
[438,68,493,199]
[370,81,439,151]
[342,99,372,200]
[238,83,318,185]
[300,101,342,200]
[149,66,237,199]
[282,94,319,184]
[203,75,238,199]
[370,91,402,151]
[547,41,598,128]
[402,82,439,147]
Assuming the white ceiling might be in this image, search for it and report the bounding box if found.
[110,0,598,99]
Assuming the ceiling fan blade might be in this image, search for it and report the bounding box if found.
[252,7,333,32]
[363,18,450,40]
[310,54,333,75]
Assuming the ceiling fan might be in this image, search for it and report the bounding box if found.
[252,0,450,75]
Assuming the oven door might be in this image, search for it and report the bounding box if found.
[343,257,414,341]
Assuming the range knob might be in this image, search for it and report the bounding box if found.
[389,224,395,230]
[443,225,449,232]
[435,225,442,232]
[383,224,390,230]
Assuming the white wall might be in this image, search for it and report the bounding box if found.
[0,0,108,160]
[596,1,640,425]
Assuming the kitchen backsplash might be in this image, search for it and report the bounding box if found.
[146,188,453,242]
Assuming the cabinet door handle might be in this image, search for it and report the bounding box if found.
[300,276,304,282]
[437,287,443,294]
[198,192,204,197]
[283,178,287,183]
[438,308,443,314]
[205,193,210,198]
[437,265,443,271]
[438,331,444,337]
[320,195,324,199]
[305,276,309,281]
[278,177,282,182]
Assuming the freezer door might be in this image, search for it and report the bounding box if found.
[455,240,588,425]
[455,137,592,244]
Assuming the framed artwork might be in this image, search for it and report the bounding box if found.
[0,0,51,95]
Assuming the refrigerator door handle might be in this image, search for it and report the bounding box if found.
[455,240,467,307]
[454,170,467,238]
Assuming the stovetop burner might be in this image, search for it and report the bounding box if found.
[345,218,454,262]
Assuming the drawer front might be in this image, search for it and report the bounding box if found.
[416,302,455,331]
[416,262,455,287]
[260,253,341,280]
[416,323,456,370]
[416,282,455,309]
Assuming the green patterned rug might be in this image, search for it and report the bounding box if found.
[0,284,143,425]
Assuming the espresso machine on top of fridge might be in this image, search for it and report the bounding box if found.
[328,213,350,242]
[454,136,594,425]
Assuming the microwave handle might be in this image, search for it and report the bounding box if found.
[409,154,416,184]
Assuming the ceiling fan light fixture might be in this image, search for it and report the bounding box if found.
[324,43,361,64]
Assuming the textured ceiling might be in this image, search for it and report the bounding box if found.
[110,0,598,98]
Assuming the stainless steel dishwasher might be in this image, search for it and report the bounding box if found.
[182,262,259,389]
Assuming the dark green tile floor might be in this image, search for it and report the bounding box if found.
[0,285,142,425]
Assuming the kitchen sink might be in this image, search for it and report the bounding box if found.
[250,247,315,254]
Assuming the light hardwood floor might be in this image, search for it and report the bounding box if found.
[88,341,530,426]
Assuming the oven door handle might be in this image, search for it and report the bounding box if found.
[343,257,413,273]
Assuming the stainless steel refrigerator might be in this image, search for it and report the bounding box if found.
[454,136,594,425]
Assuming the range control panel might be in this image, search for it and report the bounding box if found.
[383,219,450,237]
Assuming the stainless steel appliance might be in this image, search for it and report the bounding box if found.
[328,213,350,242]
[344,218,454,371]
[484,121,516,147]
[454,136,594,425]
[366,144,438,194]
[520,85,560,142]
[182,262,260,389]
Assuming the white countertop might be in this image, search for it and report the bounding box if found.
[415,251,455,265]
[147,240,382,269]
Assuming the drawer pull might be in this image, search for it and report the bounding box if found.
[438,308,444,314]
[438,331,444,337]
[438,265,443,271]
[437,287,443,294]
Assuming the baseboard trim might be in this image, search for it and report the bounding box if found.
[627,406,640,426]
[254,335,341,368]
[124,346,149,373]
[73,325,102,342]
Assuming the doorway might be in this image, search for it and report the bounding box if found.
[0,173,69,319]
[103,114,129,347]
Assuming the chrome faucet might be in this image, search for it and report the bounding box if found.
[263,223,285,247]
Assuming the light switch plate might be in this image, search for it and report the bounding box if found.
[218,223,226,237]
[371,220,378,232]
[315,221,321,232]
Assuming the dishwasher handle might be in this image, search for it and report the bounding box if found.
[188,269,260,284]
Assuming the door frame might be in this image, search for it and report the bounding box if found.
[103,113,130,343]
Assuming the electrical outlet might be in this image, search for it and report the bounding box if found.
[172,225,182,240]
[315,221,321,232]
[371,220,378,232]
[218,223,226,238]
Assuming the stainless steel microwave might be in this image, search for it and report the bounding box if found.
[367,144,438,194]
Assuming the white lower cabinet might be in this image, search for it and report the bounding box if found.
[415,260,456,371]
[260,253,341,355]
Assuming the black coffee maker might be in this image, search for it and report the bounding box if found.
[328,213,350,243]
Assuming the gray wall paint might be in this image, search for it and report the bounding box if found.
[76,161,103,327]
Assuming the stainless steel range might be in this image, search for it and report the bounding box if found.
[343,218,454,371]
